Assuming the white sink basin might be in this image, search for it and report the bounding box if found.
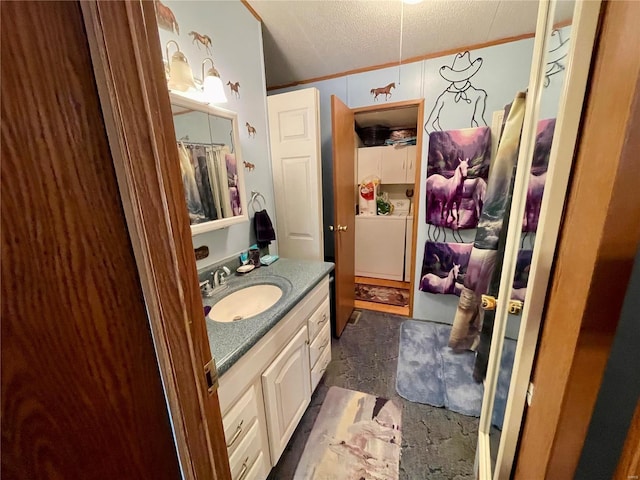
[208,284,283,322]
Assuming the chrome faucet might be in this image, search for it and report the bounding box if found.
[213,266,231,291]
[200,280,214,297]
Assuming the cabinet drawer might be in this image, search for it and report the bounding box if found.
[222,384,259,456]
[311,344,331,392]
[309,322,330,369]
[308,297,330,341]
[228,421,264,480]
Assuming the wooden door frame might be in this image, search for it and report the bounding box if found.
[331,95,356,336]
[514,0,640,477]
[350,99,426,318]
[81,2,230,479]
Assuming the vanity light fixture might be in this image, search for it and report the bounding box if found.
[201,58,228,104]
[166,40,197,92]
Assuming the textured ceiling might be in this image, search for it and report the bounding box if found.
[248,0,575,88]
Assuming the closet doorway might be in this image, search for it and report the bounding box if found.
[331,98,425,334]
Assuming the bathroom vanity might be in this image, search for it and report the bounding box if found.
[203,258,333,479]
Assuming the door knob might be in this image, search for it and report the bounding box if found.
[337,225,348,232]
[329,225,335,231]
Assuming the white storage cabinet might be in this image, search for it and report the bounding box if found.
[357,145,417,184]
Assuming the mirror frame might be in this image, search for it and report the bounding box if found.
[170,92,249,235]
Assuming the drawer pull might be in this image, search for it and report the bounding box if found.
[319,339,329,351]
[237,457,249,480]
[226,420,244,448]
[317,313,327,325]
[322,358,330,371]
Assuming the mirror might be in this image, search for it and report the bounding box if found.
[477,0,593,477]
[170,93,248,234]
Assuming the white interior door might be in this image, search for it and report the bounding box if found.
[268,88,324,260]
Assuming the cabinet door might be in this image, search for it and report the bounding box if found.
[405,145,417,183]
[380,145,407,184]
[261,325,311,465]
[357,147,382,183]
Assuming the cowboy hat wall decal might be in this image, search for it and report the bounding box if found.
[188,31,213,54]
[370,82,396,101]
[424,51,488,134]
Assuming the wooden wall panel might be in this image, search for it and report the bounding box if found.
[514,1,640,477]
[0,1,181,478]
[82,1,232,478]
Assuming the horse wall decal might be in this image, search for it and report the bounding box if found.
[243,161,255,171]
[188,31,212,54]
[245,122,256,138]
[421,263,460,294]
[155,0,179,35]
[227,81,240,99]
[426,158,469,226]
[370,83,396,101]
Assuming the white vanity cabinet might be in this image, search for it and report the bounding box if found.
[218,276,331,478]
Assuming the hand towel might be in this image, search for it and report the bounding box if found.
[254,210,276,248]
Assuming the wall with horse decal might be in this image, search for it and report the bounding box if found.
[157,0,277,269]
[269,24,571,324]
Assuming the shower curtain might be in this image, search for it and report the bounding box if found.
[448,92,527,381]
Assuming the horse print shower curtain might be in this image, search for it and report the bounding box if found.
[448,93,527,360]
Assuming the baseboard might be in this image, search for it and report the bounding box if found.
[354,300,409,316]
[355,276,410,289]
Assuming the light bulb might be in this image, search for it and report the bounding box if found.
[203,74,227,104]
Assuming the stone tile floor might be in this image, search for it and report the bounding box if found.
[268,310,478,479]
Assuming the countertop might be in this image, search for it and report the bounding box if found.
[204,258,334,376]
